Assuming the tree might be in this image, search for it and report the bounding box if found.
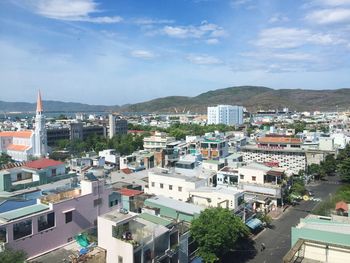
[190,207,250,262]
[0,153,13,166]
[0,248,26,263]
[337,158,350,182]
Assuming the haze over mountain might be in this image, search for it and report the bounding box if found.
[1,86,349,113]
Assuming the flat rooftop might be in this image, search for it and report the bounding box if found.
[145,195,204,215]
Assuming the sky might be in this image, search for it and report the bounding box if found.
[1,0,350,105]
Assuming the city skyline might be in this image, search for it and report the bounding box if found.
[1,0,350,105]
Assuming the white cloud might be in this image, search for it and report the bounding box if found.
[132,18,175,25]
[161,21,227,40]
[230,0,252,7]
[242,51,317,62]
[206,38,219,45]
[268,14,289,23]
[305,8,350,24]
[23,0,123,23]
[316,0,350,6]
[130,50,156,59]
[255,27,345,48]
[186,55,223,65]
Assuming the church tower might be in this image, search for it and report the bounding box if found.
[33,91,47,157]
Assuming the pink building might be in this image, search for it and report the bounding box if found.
[0,178,118,259]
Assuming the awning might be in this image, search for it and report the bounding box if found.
[246,218,263,230]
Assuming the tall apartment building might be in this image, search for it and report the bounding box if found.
[207,105,244,126]
[108,114,128,139]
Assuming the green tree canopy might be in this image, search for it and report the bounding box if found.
[0,248,26,263]
[190,207,250,262]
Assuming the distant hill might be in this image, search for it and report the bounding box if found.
[0,100,118,113]
[1,86,350,113]
[121,86,350,113]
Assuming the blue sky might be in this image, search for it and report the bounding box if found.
[1,0,350,105]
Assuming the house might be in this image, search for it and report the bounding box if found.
[335,201,349,217]
[98,210,189,263]
[285,215,350,263]
[145,170,207,202]
[0,178,117,259]
[143,195,204,223]
[189,187,244,210]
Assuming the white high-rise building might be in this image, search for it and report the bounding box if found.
[207,105,244,126]
[33,91,48,158]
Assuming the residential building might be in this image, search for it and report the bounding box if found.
[241,136,306,174]
[207,105,244,126]
[200,133,229,160]
[0,178,117,259]
[189,187,244,210]
[99,149,120,166]
[145,169,207,202]
[284,215,350,263]
[98,210,188,263]
[143,132,175,151]
[119,150,155,172]
[108,114,128,139]
[143,195,204,223]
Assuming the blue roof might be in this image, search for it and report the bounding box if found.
[246,218,263,230]
[0,199,37,213]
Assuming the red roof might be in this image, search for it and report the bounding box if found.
[7,144,30,151]
[25,158,64,169]
[336,201,348,211]
[0,130,33,138]
[121,168,133,174]
[117,188,143,197]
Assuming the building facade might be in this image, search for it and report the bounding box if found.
[207,105,244,126]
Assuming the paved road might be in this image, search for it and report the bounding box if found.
[246,175,342,263]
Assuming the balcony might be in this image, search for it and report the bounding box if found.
[40,189,81,204]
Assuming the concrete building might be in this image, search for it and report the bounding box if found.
[284,215,350,263]
[98,210,188,263]
[145,170,207,202]
[200,134,229,160]
[189,187,244,210]
[241,136,306,174]
[99,149,120,166]
[207,105,244,126]
[143,132,175,152]
[0,178,117,259]
[108,114,128,139]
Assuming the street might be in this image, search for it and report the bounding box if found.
[245,175,342,263]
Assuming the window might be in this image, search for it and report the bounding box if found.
[65,211,73,223]
[252,176,256,182]
[13,220,32,240]
[160,183,164,189]
[178,187,182,192]
[240,174,244,179]
[0,226,7,243]
[94,198,102,207]
[169,185,173,190]
[52,168,57,176]
[151,182,155,187]
[118,256,123,263]
[38,212,55,232]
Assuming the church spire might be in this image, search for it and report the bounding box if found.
[36,90,43,113]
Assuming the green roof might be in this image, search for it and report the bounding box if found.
[204,160,222,164]
[0,204,49,222]
[139,213,172,227]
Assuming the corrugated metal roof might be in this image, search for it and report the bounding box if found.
[0,204,49,222]
[139,213,172,227]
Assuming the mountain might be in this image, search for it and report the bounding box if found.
[0,100,118,113]
[1,86,350,113]
[121,86,350,113]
